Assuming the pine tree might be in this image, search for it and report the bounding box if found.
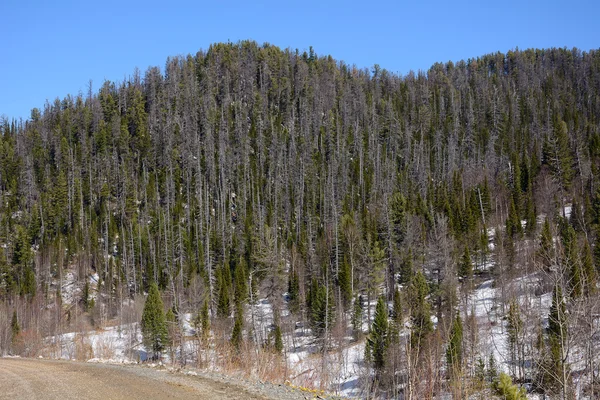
[399,249,414,285]
[458,246,473,280]
[488,353,498,384]
[141,282,168,359]
[308,279,335,338]
[231,306,243,350]
[495,372,527,400]
[410,271,433,349]
[217,266,231,319]
[367,296,389,375]
[351,294,363,338]
[506,197,523,238]
[200,298,210,341]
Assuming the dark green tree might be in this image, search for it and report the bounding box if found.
[410,271,433,349]
[11,310,20,345]
[367,296,389,375]
[446,312,463,379]
[458,246,473,280]
[141,283,168,359]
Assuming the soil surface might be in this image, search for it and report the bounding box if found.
[0,358,307,400]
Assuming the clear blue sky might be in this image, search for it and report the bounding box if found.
[1,0,598,121]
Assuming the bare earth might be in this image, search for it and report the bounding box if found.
[0,358,275,400]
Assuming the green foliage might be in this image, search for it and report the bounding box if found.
[351,295,363,338]
[446,313,463,378]
[495,372,527,400]
[273,324,283,354]
[486,353,498,382]
[141,283,168,358]
[216,265,232,319]
[538,218,554,270]
[338,257,352,310]
[367,296,389,374]
[231,307,243,350]
[308,279,335,338]
[458,246,473,280]
[11,310,20,344]
[409,271,433,349]
[287,269,300,314]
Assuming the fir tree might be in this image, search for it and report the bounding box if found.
[141,282,168,359]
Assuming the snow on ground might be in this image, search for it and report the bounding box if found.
[470,280,509,370]
[45,323,142,362]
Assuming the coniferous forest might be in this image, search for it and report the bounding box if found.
[2,41,600,398]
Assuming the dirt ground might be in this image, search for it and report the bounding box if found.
[0,358,274,400]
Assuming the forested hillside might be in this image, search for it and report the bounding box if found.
[2,41,600,398]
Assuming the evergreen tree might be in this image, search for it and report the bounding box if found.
[410,271,433,349]
[446,312,463,379]
[231,306,243,350]
[495,372,527,400]
[458,246,473,280]
[367,296,389,375]
[351,294,363,338]
[288,268,300,314]
[273,324,283,354]
[216,266,231,319]
[200,298,210,341]
[141,283,168,359]
[398,249,414,285]
[308,279,335,338]
[538,218,554,270]
[392,288,403,325]
[581,240,596,296]
[11,310,20,345]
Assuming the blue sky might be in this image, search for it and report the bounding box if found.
[1,0,598,121]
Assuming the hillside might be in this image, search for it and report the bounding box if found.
[1,41,600,398]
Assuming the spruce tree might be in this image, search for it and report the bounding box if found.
[367,296,389,375]
[141,282,168,359]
